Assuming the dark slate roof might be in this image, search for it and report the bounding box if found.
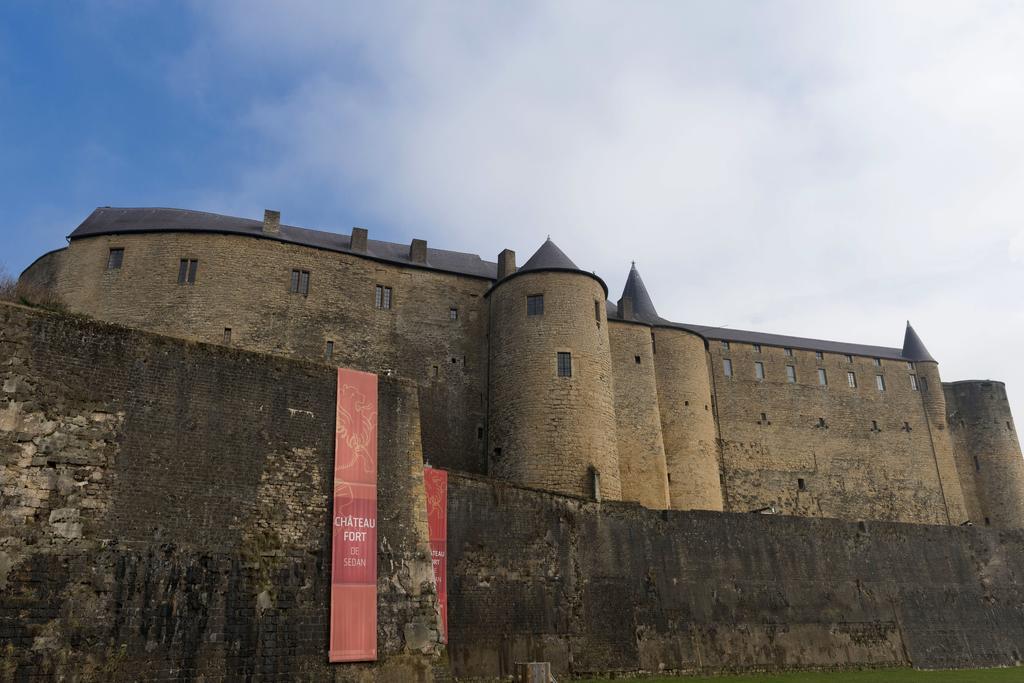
[670,323,907,360]
[518,238,580,272]
[902,321,936,362]
[618,262,660,323]
[68,207,499,279]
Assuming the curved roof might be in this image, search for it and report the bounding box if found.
[618,262,660,323]
[68,207,499,280]
[902,321,936,362]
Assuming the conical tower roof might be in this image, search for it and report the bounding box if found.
[902,321,936,362]
[619,262,660,323]
[518,237,580,272]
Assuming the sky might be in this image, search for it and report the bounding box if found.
[1,1,1023,421]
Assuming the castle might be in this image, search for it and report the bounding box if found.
[20,206,1024,529]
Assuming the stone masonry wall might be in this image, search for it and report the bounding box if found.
[487,272,621,501]
[447,472,1024,680]
[946,380,1024,528]
[28,233,490,475]
[709,342,959,524]
[652,328,722,511]
[0,302,443,682]
[607,321,669,509]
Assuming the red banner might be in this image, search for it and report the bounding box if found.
[330,369,378,663]
[423,466,448,642]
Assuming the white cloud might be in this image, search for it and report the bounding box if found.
[179,1,1024,418]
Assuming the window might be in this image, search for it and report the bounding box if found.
[325,341,334,359]
[974,456,981,472]
[847,371,857,388]
[477,426,483,439]
[721,340,730,350]
[815,351,823,360]
[845,354,853,363]
[375,285,392,309]
[450,307,458,320]
[985,517,991,526]
[754,361,765,380]
[798,478,806,491]
[223,328,232,344]
[909,374,918,391]
[178,259,198,284]
[651,333,656,354]
[290,269,310,296]
[785,365,796,383]
[723,359,733,377]
[817,417,826,428]
[760,412,768,423]
[818,368,828,386]
[107,248,124,270]
[634,355,641,365]
[920,376,929,391]
[902,421,912,432]
[873,357,882,367]
[526,294,544,316]
[871,420,880,432]
[784,347,793,357]
[906,361,914,370]
[594,300,601,322]
[876,374,886,391]
[753,344,762,353]
[557,351,572,377]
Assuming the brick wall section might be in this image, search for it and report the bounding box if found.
[487,271,622,501]
[0,302,442,681]
[709,343,965,523]
[608,321,669,508]
[946,380,1024,528]
[17,248,65,291]
[652,328,723,510]
[915,361,969,523]
[446,472,1024,679]
[28,233,489,475]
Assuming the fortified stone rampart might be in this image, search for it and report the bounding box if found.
[4,303,1024,681]
[0,302,443,681]
[447,472,1024,679]
[947,380,1024,528]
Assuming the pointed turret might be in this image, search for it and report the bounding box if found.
[902,321,936,362]
[518,237,580,273]
[617,262,660,323]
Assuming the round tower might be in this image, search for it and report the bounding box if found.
[608,263,670,509]
[903,322,969,524]
[946,380,1024,528]
[652,326,724,511]
[487,239,621,501]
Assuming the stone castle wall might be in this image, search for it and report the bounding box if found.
[487,271,621,501]
[651,327,723,511]
[447,472,1024,679]
[0,302,443,681]
[947,380,1024,528]
[708,342,966,523]
[20,230,1024,528]
[607,321,669,508]
[25,232,490,475]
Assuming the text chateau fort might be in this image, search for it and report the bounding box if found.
[21,206,1024,528]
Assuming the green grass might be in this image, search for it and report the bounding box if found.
[579,667,1022,683]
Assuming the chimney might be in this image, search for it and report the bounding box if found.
[351,227,368,252]
[617,296,633,321]
[497,249,516,279]
[409,238,427,263]
[263,209,280,234]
